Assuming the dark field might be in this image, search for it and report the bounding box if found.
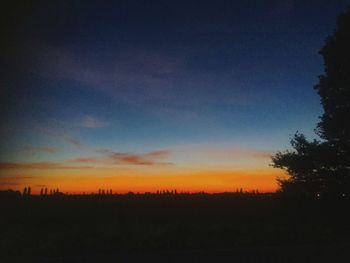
[1,194,350,262]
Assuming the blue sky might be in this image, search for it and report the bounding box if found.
[1,0,350,192]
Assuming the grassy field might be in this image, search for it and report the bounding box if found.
[1,193,350,262]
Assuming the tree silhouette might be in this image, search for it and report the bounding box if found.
[272,9,350,197]
[314,8,350,195]
[315,9,350,145]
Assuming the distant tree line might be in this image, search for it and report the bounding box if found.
[0,188,264,197]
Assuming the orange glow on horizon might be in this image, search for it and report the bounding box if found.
[0,166,285,194]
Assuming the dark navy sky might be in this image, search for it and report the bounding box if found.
[1,1,350,192]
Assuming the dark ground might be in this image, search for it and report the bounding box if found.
[1,193,350,262]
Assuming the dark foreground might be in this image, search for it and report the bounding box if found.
[1,193,350,262]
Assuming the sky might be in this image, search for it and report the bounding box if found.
[1,0,350,194]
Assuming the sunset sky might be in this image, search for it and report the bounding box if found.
[1,1,349,194]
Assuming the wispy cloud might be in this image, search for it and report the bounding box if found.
[68,146,269,168]
[31,125,85,149]
[12,41,263,125]
[35,45,184,105]
[110,153,155,165]
[3,123,85,150]
[69,149,173,166]
[20,146,58,154]
[145,150,172,158]
[108,149,172,166]
[68,157,99,163]
[80,115,108,128]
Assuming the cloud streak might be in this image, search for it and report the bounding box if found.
[108,149,172,166]
[69,149,173,166]
[34,44,185,105]
[110,153,155,165]
[68,157,99,163]
[20,146,58,154]
[30,125,85,149]
[145,150,172,158]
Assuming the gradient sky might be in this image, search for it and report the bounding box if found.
[1,0,350,194]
